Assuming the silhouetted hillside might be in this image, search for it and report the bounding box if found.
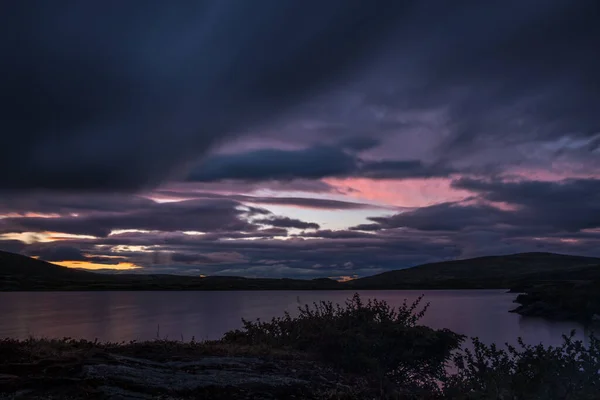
[0,251,342,291]
[2,250,599,291]
[349,252,600,289]
[0,250,96,279]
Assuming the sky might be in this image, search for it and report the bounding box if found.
[1,1,599,280]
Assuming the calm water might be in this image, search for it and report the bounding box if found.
[0,290,593,346]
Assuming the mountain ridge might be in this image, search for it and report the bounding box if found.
[348,252,600,289]
[1,250,599,290]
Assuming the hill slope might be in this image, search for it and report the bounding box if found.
[2,250,599,290]
[349,252,600,289]
[0,250,97,280]
[0,250,341,291]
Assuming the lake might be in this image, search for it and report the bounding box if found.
[0,290,593,346]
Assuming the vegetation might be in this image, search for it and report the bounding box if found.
[511,281,600,323]
[222,294,600,399]
[444,333,600,400]
[223,294,464,395]
[1,294,599,399]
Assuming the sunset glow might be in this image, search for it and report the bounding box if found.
[324,177,472,207]
[51,261,141,271]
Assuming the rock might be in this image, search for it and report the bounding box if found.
[0,390,34,400]
[96,385,155,399]
[511,300,562,319]
[1,352,341,399]
[0,373,19,386]
[0,373,19,381]
[166,357,263,369]
[108,354,263,370]
[106,354,165,368]
[83,355,308,396]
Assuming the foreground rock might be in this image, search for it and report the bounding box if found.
[0,340,368,400]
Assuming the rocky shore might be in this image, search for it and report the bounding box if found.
[0,339,371,400]
[510,280,600,324]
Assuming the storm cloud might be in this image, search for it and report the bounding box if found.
[187,144,453,182]
[1,1,599,279]
[255,216,320,230]
[1,0,410,190]
[0,199,263,237]
[351,177,600,243]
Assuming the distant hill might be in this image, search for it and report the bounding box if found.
[349,252,600,289]
[0,250,96,280]
[0,250,341,291]
[1,250,599,291]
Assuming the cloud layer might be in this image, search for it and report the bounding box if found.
[1,0,409,190]
[1,1,599,278]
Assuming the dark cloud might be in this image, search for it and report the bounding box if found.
[452,178,600,208]
[358,160,455,180]
[239,196,387,211]
[29,245,89,262]
[155,180,338,197]
[0,240,28,254]
[2,0,599,278]
[0,199,261,237]
[365,0,600,165]
[3,176,599,278]
[342,176,600,237]
[0,193,154,215]
[452,178,600,232]
[170,253,206,263]
[1,1,410,191]
[352,202,507,232]
[1,1,597,191]
[152,190,382,210]
[187,145,453,182]
[63,229,460,277]
[339,136,381,152]
[13,214,598,278]
[349,223,384,232]
[169,252,246,265]
[22,244,122,265]
[296,229,376,239]
[255,216,319,230]
[185,228,289,241]
[188,146,356,182]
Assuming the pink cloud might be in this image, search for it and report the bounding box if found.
[323,177,472,207]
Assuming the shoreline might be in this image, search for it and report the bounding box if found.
[509,281,600,325]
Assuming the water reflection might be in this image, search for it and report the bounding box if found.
[0,290,590,346]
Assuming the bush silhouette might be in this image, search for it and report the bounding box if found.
[223,293,463,391]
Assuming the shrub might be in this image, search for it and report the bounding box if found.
[222,293,464,391]
[443,331,600,399]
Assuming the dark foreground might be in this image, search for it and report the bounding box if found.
[0,339,368,400]
[1,294,599,400]
[511,280,600,323]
